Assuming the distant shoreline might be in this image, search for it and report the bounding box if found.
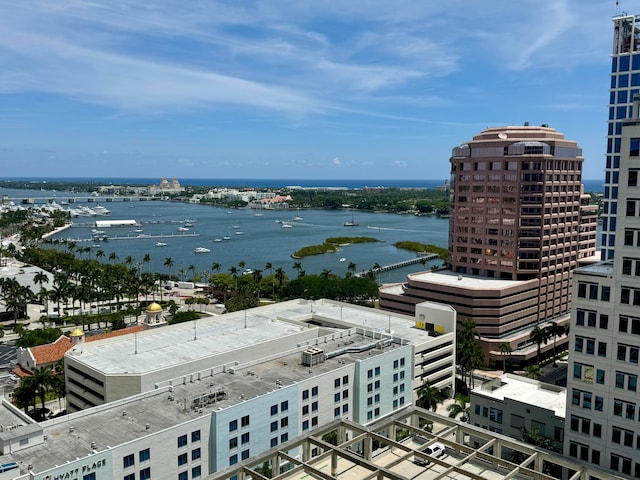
[0,177,606,192]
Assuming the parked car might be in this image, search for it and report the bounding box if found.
[413,442,445,466]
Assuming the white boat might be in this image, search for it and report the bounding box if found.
[213,238,222,242]
[292,215,303,221]
[194,247,211,253]
[344,211,358,227]
[232,225,240,229]
[235,231,244,235]
[281,223,292,229]
[340,258,346,262]
[92,204,110,216]
[178,227,189,232]
[242,269,254,275]
[223,235,231,240]
[156,242,167,247]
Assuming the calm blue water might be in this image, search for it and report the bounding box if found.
[1,186,448,283]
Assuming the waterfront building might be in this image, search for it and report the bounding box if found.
[148,178,184,196]
[0,299,456,479]
[563,90,640,477]
[469,373,566,453]
[379,125,598,366]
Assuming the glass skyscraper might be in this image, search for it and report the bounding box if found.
[603,14,640,260]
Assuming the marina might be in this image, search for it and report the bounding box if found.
[8,187,450,283]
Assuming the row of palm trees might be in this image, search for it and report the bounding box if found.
[529,321,570,367]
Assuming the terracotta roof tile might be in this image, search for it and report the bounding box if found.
[29,325,147,367]
[31,336,72,366]
[12,365,32,378]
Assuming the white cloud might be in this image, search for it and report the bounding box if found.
[394,160,407,168]
[331,157,342,166]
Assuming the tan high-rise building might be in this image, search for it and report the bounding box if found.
[380,125,598,366]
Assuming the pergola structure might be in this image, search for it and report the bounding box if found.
[210,406,623,480]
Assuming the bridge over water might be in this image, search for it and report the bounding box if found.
[355,253,440,277]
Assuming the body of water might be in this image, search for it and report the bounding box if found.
[1,185,448,283]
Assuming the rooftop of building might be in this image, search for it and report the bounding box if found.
[4,327,405,473]
[65,299,438,375]
[575,260,614,276]
[405,269,530,290]
[472,373,566,418]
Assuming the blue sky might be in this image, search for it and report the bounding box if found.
[0,1,629,181]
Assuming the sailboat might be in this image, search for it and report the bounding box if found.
[344,210,358,227]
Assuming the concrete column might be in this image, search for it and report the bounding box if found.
[331,452,338,477]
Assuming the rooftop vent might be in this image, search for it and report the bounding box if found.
[301,347,326,367]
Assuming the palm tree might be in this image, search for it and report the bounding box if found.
[416,381,445,412]
[96,249,105,263]
[446,394,470,422]
[164,257,175,279]
[546,322,566,367]
[187,264,196,281]
[525,364,541,379]
[108,252,118,264]
[264,262,273,275]
[292,262,302,278]
[457,318,484,389]
[211,262,221,274]
[33,365,54,416]
[499,342,512,372]
[142,253,151,273]
[347,262,357,276]
[529,325,550,367]
[274,267,286,287]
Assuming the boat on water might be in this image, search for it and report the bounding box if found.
[223,235,231,240]
[156,242,167,247]
[92,204,110,216]
[177,227,189,232]
[339,258,346,262]
[213,238,222,242]
[235,231,245,235]
[344,211,358,227]
[194,247,211,253]
[291,215,303,221]
[242,269,255,275]
[281,223,292,229]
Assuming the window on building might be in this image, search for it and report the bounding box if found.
[241,449,250,460]
[241,432,250,444]
[178,435,188,448]
[302,389,309,400]
[280,417,288,428]
[270,405,278,416]
[241,415,250,427]
[191,430,200,443]
[140,468,151,480]
[178,471,188,480]
[229,420,238,432]
[139,449,150,462]
[229,454,238,466]
[311,386,318,396]
[192,448,201,461]
[229,437,238,449]
[124,474,135,480]
[178,453,188,466]
[192,466,201,478]
[123,454,135,469]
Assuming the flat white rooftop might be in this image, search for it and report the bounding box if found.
[407,269,529,289]
[472,373,566,418]
[68,299,433,376]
